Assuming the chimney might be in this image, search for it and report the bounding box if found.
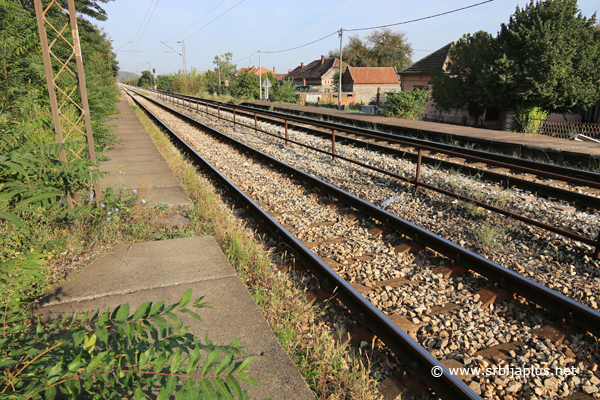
[301,62,304,68]
[321,55,325,64]
[288,69,291,74]
[273,67,276,73]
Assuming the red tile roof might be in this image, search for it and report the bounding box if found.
[399,43,453,75]
[343,67,400,85]
[234,66,272,76]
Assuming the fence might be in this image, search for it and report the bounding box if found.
[534,120,600,139]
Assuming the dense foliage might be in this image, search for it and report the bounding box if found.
[430,0,600,122]
[328,28,413,72]
[383,89,428,120]
[1,1,256,398]
[429,31,496,121]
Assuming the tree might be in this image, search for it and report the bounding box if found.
[366,28,413,71]
[230,71,259,99]
[213,52,237,88]
[383,89,428,120]
[430,31,497,121]
[332,67,347,94]
[156,74,174,91]
[329,28,412,71]
[494,0,600,115]
[137,70,152,88]
[270,79,298,103]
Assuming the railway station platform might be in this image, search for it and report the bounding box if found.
[37,93,315,399]
[249,101,600,167]
[99,95,191,211]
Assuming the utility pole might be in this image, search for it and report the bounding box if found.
[338,28,343,111]
[147,62,153,88]
[259,50,262,100]
[34,0,100,200]
[177,40,187,92]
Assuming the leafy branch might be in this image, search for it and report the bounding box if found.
[1,286,259,399]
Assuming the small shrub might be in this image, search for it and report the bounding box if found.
[514,106,549,135]
[383,89,428,120]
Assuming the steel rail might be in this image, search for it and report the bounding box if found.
[160,90,600,188]
[236,99,600,182]
[157,91,600,212]
[133,89,600,339]
[125,89,482,400]
[153,89,600,253]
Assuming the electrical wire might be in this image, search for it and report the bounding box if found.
[263,31,338,54]
[168,0,225,42]
[232,51,258,63]
[182,0,246,41]
[122,0,157,69]
[345,0,494,32]
[254,0,492,55]
[134,0,160,52]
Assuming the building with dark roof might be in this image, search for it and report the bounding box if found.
[398,43,453,92]
[286,56,345,92]
[341,67,400,105]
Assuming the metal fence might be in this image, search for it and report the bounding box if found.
[421,113,599,139]
[534,120,600,139]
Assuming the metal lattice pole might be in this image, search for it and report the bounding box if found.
[34,0,100,200]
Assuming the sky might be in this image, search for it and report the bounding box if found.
[96,0,599,77]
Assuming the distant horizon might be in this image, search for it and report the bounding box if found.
[98,0,598,78]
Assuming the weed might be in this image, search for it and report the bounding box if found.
[465,202,483,218]
[473,221,505,251]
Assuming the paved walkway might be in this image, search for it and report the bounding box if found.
[250,101,600,160]
[101,94,191,211]
[38,92,315,399]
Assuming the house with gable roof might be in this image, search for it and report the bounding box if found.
[398,43,496,126]
[341,66,400,105]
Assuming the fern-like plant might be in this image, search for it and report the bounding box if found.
[0,269,259,400]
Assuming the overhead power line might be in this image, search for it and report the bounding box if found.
[233,51,258,63]
[182,0,246,41]
[255,0,493,55]
[263,31,338,54]
[168,0,225,42]
[122,0,157,69]
[346,0,494,32]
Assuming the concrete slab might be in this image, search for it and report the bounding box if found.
[101,162,174,177]
[145,186,192,209]
[39,237,314,399]
[41,237,232,304]
[101,154,168,165]
[98,94,192,211]
[104,148,163,158]
[99,173,182,191]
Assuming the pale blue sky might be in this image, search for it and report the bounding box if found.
[96,0,599,77]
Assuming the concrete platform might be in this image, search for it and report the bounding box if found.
[101,93,192,211]
[249,101,600,167]
[39,236,315,399]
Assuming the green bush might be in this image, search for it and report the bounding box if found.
[514,105,549,135]
[383,89,428,120]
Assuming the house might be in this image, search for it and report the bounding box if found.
[398,43,488,126]
[398,43,452,92]
[286,56,345,92]
[234,66,272,77]
[341,67,400,105]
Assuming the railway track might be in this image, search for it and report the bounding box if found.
[124,87,600,399]
[144,87,600,260]
[153,89,600,204]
